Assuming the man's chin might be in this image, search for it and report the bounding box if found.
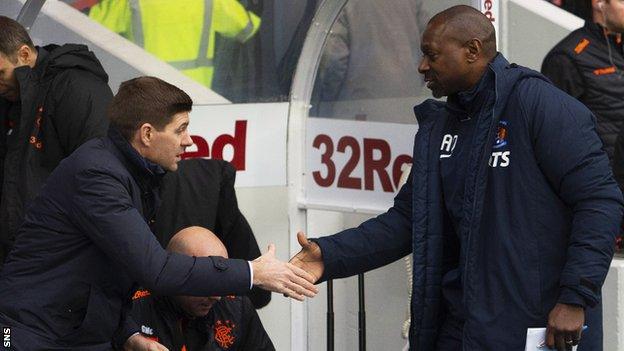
[162,162,179,172]
[431,89,446,99]
[426,85,446,99]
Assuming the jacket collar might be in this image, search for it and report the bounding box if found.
[446,64,495,118]
[585,21,623,47]
[107,127,166,182]
[12,46,50,103]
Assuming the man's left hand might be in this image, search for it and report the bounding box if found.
[545,303,584,351]
[124,334,169,351]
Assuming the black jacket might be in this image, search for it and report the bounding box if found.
[542,21,624,161]
[132,291,274,350]
[154,159,271,308]
[0,44,111,263]
[0,128,251,350]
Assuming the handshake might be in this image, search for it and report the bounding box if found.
[252,232,324,301]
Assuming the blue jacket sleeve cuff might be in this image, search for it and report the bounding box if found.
[558,287,588,308]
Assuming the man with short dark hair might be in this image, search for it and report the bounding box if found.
[0,76,317,350]
[291,5,622,351]
[0,16,111,264]
[131,226,275,350]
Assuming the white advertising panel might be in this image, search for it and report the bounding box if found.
[183,103,289,187]
[305,118,419,213]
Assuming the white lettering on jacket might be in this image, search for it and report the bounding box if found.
[440,134,458,158]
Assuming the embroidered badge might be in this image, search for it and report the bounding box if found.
[132,290,151,300]
[214,320,236,349]
[493,120,508,149]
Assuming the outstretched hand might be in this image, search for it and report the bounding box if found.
[252,243,318,301]
[289,232,324,283]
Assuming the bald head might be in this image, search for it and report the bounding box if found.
[418,5,498,97]
[428,5,497,60]
[167,226,228,258]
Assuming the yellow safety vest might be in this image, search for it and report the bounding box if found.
[90,0,261,87]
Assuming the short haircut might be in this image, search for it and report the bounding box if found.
[108,76,193,140]
[0,16,35,60]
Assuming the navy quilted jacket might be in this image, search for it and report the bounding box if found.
[316,54,623,350]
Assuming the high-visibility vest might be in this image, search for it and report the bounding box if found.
[90,0,260,87]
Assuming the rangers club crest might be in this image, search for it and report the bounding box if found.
[214,320,236,349]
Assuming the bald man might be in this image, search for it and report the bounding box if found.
[131,227,274,351]
[290,5,622,351]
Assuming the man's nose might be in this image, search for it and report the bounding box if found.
[418,57,429,74]
[181,132,193,147]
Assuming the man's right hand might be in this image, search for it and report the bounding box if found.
[289,232,324,283]
[124,333,169,351]
[252,243,318,301]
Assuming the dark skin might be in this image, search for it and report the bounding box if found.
[291,5,585,351]
[418,16,493,97]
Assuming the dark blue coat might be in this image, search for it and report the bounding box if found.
[316,54,623,350]
[0,129,251,350]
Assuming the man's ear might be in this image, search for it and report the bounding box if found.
[15,45,37,67]
[465,38,483,63]
[138,123,155,146]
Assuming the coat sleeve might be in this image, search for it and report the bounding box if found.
[522,79,623,308]
[315,170,413,281]
[51,71,112,156]
[69,168,251,297]
[541,53,586,99]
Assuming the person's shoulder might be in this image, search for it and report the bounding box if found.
[167,158,235,189]
[45,44,111,97]
[177,158,232,176]
[512,75,592,118]
[68,137,112,162]
[544,26,592,59]
[413,99,446,124]
[65,137,131,179]
[517,74,582,100]
[51,67,111,95]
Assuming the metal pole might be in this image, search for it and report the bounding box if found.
[358,273,366,351]
[327,280,334,351]
[16,0,47,31]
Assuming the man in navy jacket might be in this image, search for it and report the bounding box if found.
[291,6,623,351]
[0,77,317,350]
